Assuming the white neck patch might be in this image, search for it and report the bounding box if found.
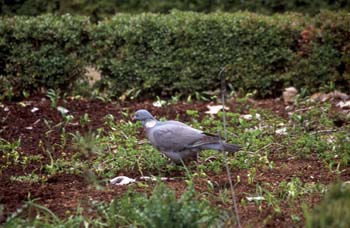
[145,120,157,128]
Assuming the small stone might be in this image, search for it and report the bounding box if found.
[330,90,349,100]
[282,87,298,104]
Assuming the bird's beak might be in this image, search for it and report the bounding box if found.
[132,116,136,121]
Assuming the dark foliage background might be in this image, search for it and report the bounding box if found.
[1,0,350,21]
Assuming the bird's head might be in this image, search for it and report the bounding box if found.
[133,109,155,123]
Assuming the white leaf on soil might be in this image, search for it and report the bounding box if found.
[152,100,167,107]
[139,176,174,181]
[246,196,265,201]
[205,105,229,115]
[110,176,136,185]
[336,101,350,109]
[241,113,261,120]
[275,127,287,135]
[326,135,336,144]
[57,106,69,114]
[31,107,39,113]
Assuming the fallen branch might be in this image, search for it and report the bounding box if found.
[310,129,341,135]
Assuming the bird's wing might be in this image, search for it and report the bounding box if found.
[151,123,206,151]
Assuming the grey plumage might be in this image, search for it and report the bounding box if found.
[133,109,241,163]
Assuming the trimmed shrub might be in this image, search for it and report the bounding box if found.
[0,14,90,96]
[90,12,296,97]
[90,11,350,98]
[314,11,350,89]
[1,11,349,98]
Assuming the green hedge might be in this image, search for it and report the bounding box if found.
[0,14,89,95]
[1,11,349,98]
[90,11,350,97]
[91,12,297,97]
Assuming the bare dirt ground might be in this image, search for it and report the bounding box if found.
[0,94,349,227]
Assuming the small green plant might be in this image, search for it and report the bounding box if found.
[4,198,94,227]
[153,96,167,107]
[255,184,281,214]
[103,183,228,227]
[46,89,60,108]
[10,173,45,183]
[4,184,228,227]
[0,138,21,170]
[0,77,14,101]
[218,189,231,205]
[70,130,105,159]
[247,167,257,185]
[79,113,91,127]
[278,177,303,200]
[104,114,117,130]
[186,109,199,122]
[43,148,60,176]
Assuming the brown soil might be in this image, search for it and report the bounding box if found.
[0,94,348,227]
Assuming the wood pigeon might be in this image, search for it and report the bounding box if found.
[133,109,241,163]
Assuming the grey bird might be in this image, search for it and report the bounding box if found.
[133,109,241,163]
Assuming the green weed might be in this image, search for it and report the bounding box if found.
[4,184,228,227]
[305,182,350,228]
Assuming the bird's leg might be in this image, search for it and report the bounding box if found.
[195,152,201,163]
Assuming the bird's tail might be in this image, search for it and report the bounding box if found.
[221,142,242,153]
[199,142,242,153]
